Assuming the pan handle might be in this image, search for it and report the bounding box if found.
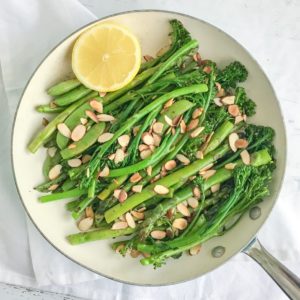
[243,238,300,299]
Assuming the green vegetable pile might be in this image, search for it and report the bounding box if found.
[28,20,275,268]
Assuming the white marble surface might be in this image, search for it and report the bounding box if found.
[0,0,300,299]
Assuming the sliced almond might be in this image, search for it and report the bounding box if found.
[125,212,136,229]
[240,149,251,165]
[48,164,62,180]
[152,122,164,134]
[177,203,191,217]
[108,153,116,161]
[202,169,216,180]
[98,165,110,177]
[78,217,93,231]
[89,99,103,113]
[142,132,154,145]
[80,117,88,125]
[166,208,175,219]
[180,119,187,133]
[57,123,71,138]
[235,139,249,149]
[192,107,203,119]
[189,244,201,256]
[114,149,125,164]
[164,160,177,171]
[85,110,99,123]
[157,45,169,57]
[187,197,199,209]
[173,115,182,126]
[171,128,176,135]
[132,185,143,193]
[200,132,214,153]
[211,183,221,193]
[221,95,235,105]
[131,210,144,219]
[149,144,156,152]
[42,118,49,126]
[203,66,212,74]
[49,101,57,108]
[229,132,239,152]
[164,98,174,109]
[190,127,205,138]
[113,189,121,199]
[199,163,214,173]
[235,115,244,124]
[98,132,114,143]
[176,154,190,165]
[193,187,201,199]
[164,115,173,127]
[97,114,115,122]
[228,104,240,117]
[99,92,107,97]
[172,218,188,230]
[132,126,140,136]
[154,185,169,195]
[115,244,125,254]
[152,133,162,147]
[68,158,82,168]
[196,150,204,159]
[187,119,199,131]
[130,249,140,258]
[118,190,128,203]
[215,82,222,91]
[130,172,142,183]
[71,124,86,142]
[140,149,152,160]
[139,145,149,153]
[151,230,166,240]
[119,215,126,222]
[225,163,237,170]
[68,143,76,149]
[214,97,223,107]
[85,206,94,218]
[243,114,247,122]
[48,184,59,191]
[146,166,152,176]
[216,88,225,98]
[193,52,201,63]
[112,221,128,230]
[47,147,57,158]
[143,55,154,61]
[118,134,130,147]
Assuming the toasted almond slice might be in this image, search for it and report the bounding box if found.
[132,185,143,193]
[140,149,152,159]
[78,217,93,231]
[68,143,76,149]
[68,158,82,168]
[214,97,223,107]
[99,92,107,97]
[154,185,169,195]
[118,134,130,147]
[193,187,201,199]
[48,184,59,191]
[193,52,201,63]
[146,166,152,176]
[190,127,205,138]
[97,114,115,122]
[243,114,247,122]
[240,149,251,165]
[192,107,203,119]
[228,104,240,117]
[125,212,136,228]
[160,169,167,177]
[149,144,156,152]
[85,110,99,123]
[229,132,239,152]
[80,117,88,125]
[132,126,140,136]
[131,210,144,219]
[196,150,204,159]
[118,215,126,222]
[166,208,174,219]
[164,98,174,109]
[225,163,237,170]
[151,230,166,240]
[211,183,221,193]
[216,88,225,98]
[202,169,216,179]
[164,160,177,171]
[187,197,199,209]
[152,122,164,134]
[130,172,142,183]
[85,206,94,218]
[98,165,110,177]
[143,55,154,61]
[49,101,57,108]
[57,123,71,138]
[113,189,121,199]
[138,144,149,152]
[171,128,176,135]
[130,249,140,258]
[203,66,212,74]
[142,132,154,145]
[114,149,125,164]
[215,82,222,91]
[221,95,235,105]
[108,153,116,160]
[98,132,114,143]
[176,154,190,165]
[189,244,201,256]
[199,163,214,173]
[152,133,162,147]
[187,119,199,131]
[235,115,244,124]
[42,117,49,127]
[47,147,57,158]
[177,203,191,217]
[173,115,182,126]
[180,119,187,133]
[142,252,151,258]
[89,99,103,113]
[118,190,128,203]
[235,139,249,149]
[71,124,86,142]
[172,218,188,230]
[48,164,62,180]
[112,221,128,230]
[164,115,173,127]
[115,244,125,254]
[157,45,170,57]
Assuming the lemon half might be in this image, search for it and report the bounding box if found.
[72,22,141,92]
